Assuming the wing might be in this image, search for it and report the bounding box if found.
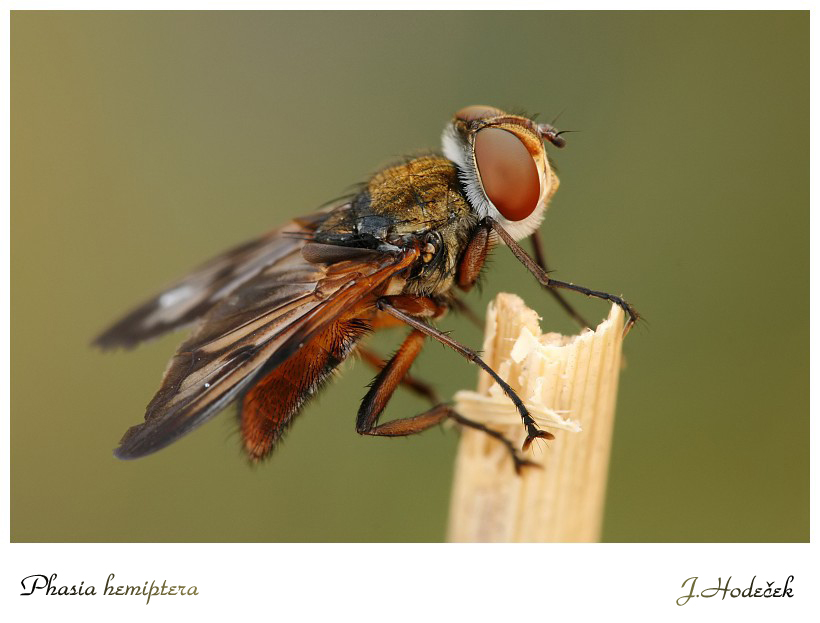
[114,243,421,459]
[93,210,332,350]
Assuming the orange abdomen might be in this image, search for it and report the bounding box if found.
[241,310,371,461]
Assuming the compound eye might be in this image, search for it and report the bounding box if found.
[474,128,541,221]
[455,105,505,122]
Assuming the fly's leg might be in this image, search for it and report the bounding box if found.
[357,346,440,405]
[375,296,555,452]
[357,328,538,474]
[530,229,592,330]
[488,218,639,334]
[447,410,540,474]
[456,220,494,291]
[457,222,590,329]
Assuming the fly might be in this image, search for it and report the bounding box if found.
[95,105,638,473]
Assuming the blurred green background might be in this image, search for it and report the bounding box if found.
[11,11,807,542]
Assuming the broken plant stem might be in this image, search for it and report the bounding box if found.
[447,293,625,542]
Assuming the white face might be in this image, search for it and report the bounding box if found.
[441,106,561,241]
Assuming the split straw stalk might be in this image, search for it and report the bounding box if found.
[447,293,625,542]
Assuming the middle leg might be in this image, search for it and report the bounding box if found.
[374,297,556,451]
[357,345,440,405]
[356,329,538,473]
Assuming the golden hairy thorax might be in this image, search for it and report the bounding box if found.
[366,155,470,223]
[316,155,480,297]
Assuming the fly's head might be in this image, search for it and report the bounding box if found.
[442,105,564,241]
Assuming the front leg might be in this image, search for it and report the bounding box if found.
[488,218,640,333]
[456,219,494,291]
[456,222,592,330]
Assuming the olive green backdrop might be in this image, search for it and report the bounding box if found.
[11,11,807,542]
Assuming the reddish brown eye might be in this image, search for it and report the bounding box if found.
[455,105,504,122]
[474,128,541,221]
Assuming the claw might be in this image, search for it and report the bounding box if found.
[522,427,555,452]
[623,313,639,337]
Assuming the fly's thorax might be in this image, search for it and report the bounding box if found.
[401,219,477,298]
[315,155,479,297]
[365,155,470,225]
[368,156,479,297]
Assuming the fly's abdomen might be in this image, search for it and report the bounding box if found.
[240,311,371,460]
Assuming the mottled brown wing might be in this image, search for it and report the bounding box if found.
[93,210,333,350]
[114,244,420,459]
